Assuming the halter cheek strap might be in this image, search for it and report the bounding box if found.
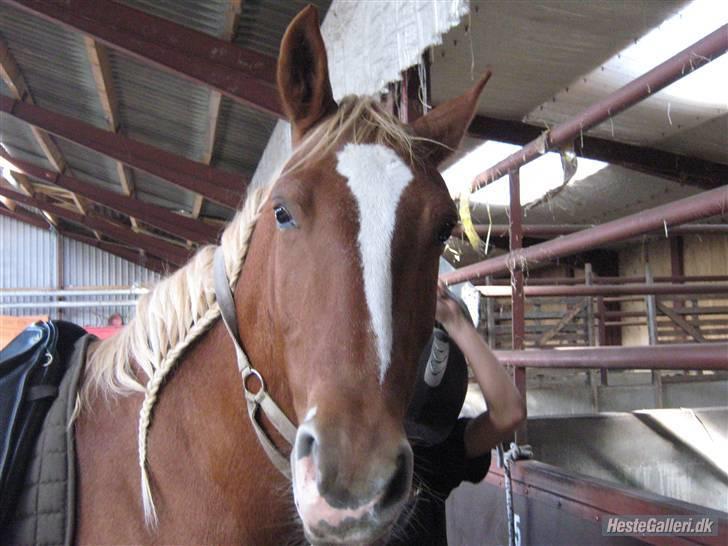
[213,247,297,479]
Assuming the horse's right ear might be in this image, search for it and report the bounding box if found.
[278,5,336,143]
[410,71,491,167]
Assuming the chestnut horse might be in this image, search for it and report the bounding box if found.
[74,6,488,545]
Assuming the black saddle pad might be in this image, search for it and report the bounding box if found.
[0,320,86,527]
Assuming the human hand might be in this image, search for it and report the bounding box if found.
[435,281,467,332]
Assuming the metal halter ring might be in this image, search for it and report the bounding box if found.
[242,367,266,403]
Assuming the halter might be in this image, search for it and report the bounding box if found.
[213,247,297,478]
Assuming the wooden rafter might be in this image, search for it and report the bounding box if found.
[1,153,220,244]
[0,96,244,208]
[8,0,281,116]
[0,171,57,226]
[0,183,190,266]
[191,0,243,234]
[0,202,49,229]
[466,114,727,191]
[0,35,98,236]
[84,36,141,230]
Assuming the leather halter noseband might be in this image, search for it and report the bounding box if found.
[213,247,296,478]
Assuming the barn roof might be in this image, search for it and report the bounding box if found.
[0,0,724,272]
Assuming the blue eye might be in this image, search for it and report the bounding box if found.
[274,205,296,229]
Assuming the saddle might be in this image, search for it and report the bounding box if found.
[0,320,86,529]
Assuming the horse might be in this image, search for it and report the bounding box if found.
[73,6,489,545]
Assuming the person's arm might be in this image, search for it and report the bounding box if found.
[436,282,526,459]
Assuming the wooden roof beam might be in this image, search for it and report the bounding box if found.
[7,0,282,117]
[466,114,727,191]
[84,36,141,230]
[0,202,49,229]
[0,96,245,209]
[1,152,220,244]
[191,0,244,234]
[0,171,58,226]
[0,35,98,236]
[0,184,190,266]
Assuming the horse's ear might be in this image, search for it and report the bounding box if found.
[410,71,492,167]
[278,5,336,143]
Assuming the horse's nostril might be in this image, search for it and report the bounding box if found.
[379,445,413,512]
[295,427,317,460]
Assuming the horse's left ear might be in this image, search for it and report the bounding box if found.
[410,71,492,166]
[278,5,337,143]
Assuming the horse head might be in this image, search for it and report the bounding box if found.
[234,6,490,544]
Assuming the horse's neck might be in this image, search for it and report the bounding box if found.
[75,258,298,544]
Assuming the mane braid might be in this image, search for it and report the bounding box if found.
[78,95,422,527]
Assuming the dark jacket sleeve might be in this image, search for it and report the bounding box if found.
[412,417,491,498]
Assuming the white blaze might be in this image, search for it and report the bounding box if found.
[336,143,413,383]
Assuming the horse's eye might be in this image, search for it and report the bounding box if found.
[274,205,296,229]
[437,222,455,244]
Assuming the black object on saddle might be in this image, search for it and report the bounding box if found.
[0,320,86,527]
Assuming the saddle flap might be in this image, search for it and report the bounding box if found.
[0,322,55,473]
[0,321,86,530]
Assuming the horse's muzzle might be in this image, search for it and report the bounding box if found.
[291,420,413,544]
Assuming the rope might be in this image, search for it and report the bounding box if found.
[136,187,269,527]
[496,442,533,546]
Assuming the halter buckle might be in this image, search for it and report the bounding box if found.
[242,367,266,403]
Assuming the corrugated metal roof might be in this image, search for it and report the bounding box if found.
[235,0,332,57]
[213,98,277,176]
[0,114,53,171]
[201,200,235,220]
[2,0,719,279]
[523,0,727,161]
[0,3,108,129]
[431,0,728,233]
[53,137,121,190]
[132,169,198,212]
[0,0,336,256]
[118,0,231,38]
[109,52,212,163]
[431,0,686,120]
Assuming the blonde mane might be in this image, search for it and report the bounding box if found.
[79,95,422,526]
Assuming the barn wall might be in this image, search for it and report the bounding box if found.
[0,215,159,327]
[618,235,728,345]
[251,0,469,190]
[61,237,159,326]
[0,212,58,316]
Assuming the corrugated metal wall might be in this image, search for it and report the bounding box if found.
[0,213,58,318]
[0,214,160,326]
